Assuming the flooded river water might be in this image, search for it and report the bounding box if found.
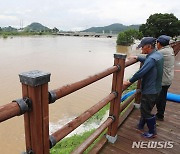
[0,36,140,153]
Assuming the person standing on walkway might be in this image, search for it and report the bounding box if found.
[123,37,164,138]
[156,35,175,121]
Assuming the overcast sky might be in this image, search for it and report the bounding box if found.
[0,0,179,31]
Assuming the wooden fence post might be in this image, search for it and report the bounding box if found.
[134,80,141,106]
[134,63,142,108]
[107,53,126,143]
[19,70,51,154]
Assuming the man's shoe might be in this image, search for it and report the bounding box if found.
[142,116,157,138]
[156,115,164,121]
[142,132,157,138]
[136,117,146,133]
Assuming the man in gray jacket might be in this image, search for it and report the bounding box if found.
[156,35,175,121]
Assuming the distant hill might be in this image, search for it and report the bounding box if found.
[24,22,50,32]
[82,23,141,34]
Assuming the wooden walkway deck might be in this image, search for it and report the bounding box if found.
[97,52,180,154]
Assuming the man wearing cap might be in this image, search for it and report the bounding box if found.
[123,37,164,138]
[156,35,175,121]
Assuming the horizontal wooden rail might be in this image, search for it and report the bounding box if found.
[0,98,31,123]
[49,59,138,103]
[125,58,138,67]
[120,90,140,112]
[122,83,132,92]
[118,102,134,128]
[89,136,108,153]
[50,92,116,147]
[0,102,21,122]
[72,117,113,154]
[171,41,180,56]
[49,66,118,103]
[1,48,180,153]
[90,97,136,154]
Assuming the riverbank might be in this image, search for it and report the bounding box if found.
[50,104,110,154]
[0,31,52,38]
[50,84,136,154]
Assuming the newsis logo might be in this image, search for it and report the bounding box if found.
[132,141,174,149]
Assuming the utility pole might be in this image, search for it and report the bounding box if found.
[20,19,24,30]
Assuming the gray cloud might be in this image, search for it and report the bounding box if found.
[0,0,179,30]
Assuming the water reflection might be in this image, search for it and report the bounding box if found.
[116,45,132,55]
[116,41,141,56]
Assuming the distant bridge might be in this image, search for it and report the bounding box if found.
[53,32,118,38]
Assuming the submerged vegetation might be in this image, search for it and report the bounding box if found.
[2,33,8,39]
[116,29,143,46]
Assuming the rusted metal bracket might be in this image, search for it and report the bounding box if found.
[49,91,57,104]
[13,97,32,115]
[115,64,121,71]
[21,149,34,154]
[49,135,57,148]
[108,115,115,121]
[112,91,118,98]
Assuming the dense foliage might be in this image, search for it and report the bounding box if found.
[139,13,180,38]
[116,29,143,45]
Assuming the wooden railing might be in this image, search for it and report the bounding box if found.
[171,40,180,56]
[0,41,179,154]
[0,53,140,154]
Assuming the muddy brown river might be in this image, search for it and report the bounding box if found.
[0,36,140,153]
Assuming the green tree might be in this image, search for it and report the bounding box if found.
[116,29,143,45]
[139,13,180,38]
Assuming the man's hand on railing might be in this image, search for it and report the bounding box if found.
[125,56,138,67]
[126,56,138,61]
[122,80,132,91]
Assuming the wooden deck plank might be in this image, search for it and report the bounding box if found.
[109,134,163,154]
[100,144,130,154]
[98,52,180,154]
[89,136,108,154]
[126,107,180,142]
[118,121,179,154]
[99,103,180,154]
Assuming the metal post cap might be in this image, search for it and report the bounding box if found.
[19,70,51,86]
[114,53,127,59]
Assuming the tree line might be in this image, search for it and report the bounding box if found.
[117,13,180,45]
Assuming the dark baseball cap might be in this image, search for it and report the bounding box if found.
[157,35,170,45]
[137,37,156,48]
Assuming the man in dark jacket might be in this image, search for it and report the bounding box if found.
[123,37,164,138]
